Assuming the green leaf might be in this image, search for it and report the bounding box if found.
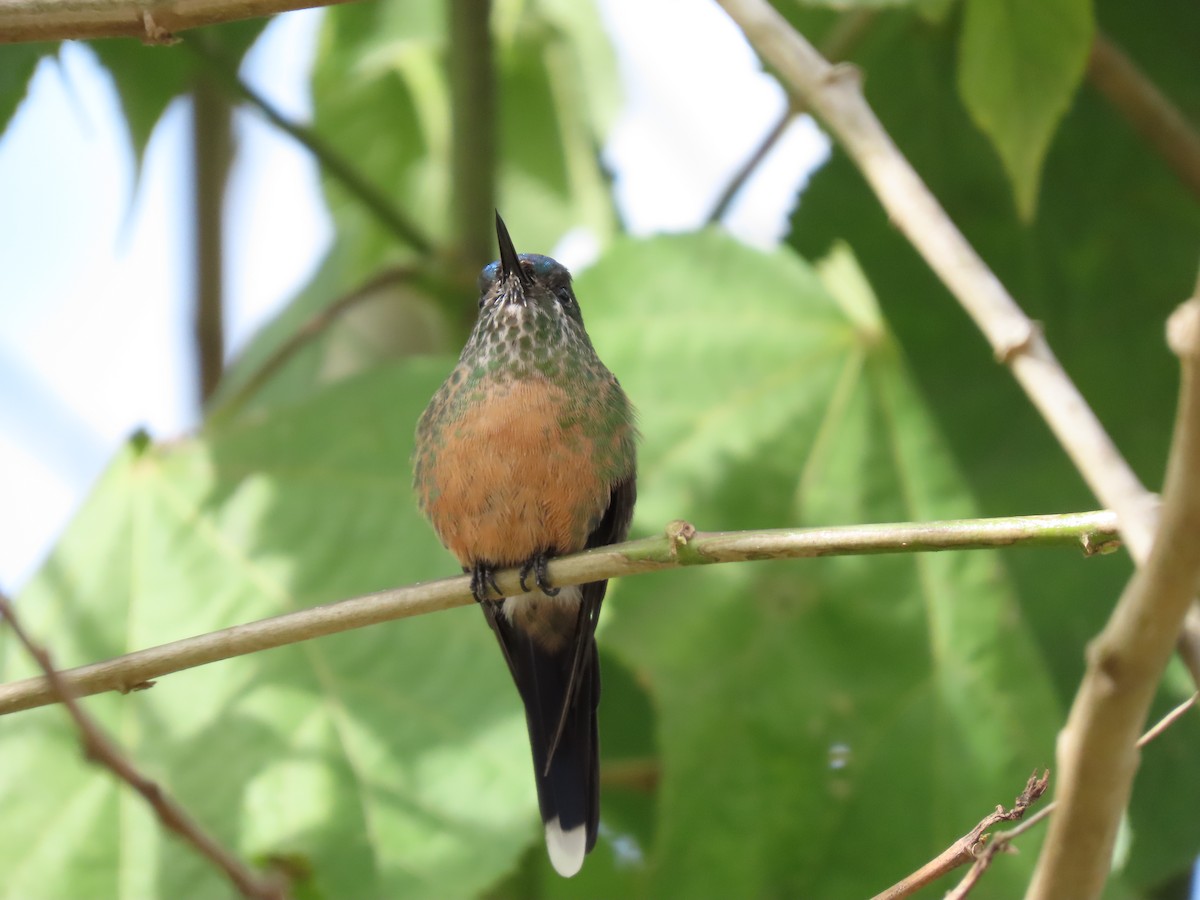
[89,20,266,175]
[580,232,1060,898]
[0,362,539,899]
[789,0,1200,888]
[957,0,1094,218]
[0,43,56,141]
[307,0,618,296]
[218,0,623,426]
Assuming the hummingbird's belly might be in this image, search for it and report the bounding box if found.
[418,378,609,567]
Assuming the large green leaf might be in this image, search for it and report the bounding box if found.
[789,0,1200,889]
[1,230,1064,897]
[958,0,1094,218]
[582,232,1060,898]
[309,0,616,284]
[214,0,621,425]
[0,362,538,899]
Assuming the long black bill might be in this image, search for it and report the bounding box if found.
[495,212,532,287]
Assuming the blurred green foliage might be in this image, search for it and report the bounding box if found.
[1,0,1198,896]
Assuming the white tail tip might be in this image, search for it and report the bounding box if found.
[545,817,587,877]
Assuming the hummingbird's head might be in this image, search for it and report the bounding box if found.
[475,213,587,337]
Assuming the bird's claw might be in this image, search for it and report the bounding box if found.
[519,552,560,597]
[470,563,502,603]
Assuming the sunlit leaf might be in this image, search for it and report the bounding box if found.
[957,0,1093,218]
[582,232,1061,898]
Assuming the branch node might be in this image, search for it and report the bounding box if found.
[1167,298,1200,359]
[824,61,863,90]
[994,320,1040,364]
[1080,532,1122,556]
[665,520,698,559]
[141,11,179,45]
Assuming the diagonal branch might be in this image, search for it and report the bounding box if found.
[872,770,1050,900]
[877,693,1197,900]
[706,9,877,224]
[1027,297,1200,897]
[1087,31,1200,203]
[207,265,420,425]
[182,34,435,256]
[0,510,1118,717]
[0,592,286,900]
[713,0,1160,564]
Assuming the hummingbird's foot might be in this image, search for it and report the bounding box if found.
[519,552,561,597]
[469,562,502,603]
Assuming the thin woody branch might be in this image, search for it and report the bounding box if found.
[1087,32,1200,203]
[713,0,1160,563]
[181,35,434,256]
[0,510,1118,717]
[1028,299,1200,898]
[0,592,286,900]
[0,0,351,43]
[871,771,1050,900]
[878,694,1198,900]
[705,9,877,224]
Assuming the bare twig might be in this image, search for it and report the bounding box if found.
[1028,297,1200,897]
[885,693,1199,899]
[0,510,1118,717]
[706,102,796,225]
[872,771,1050,900]
[705,9,876,224]
[946,693,1197,898]
[0,592,286,900]
[181,35,434,256]
[1136,692,1197,747]
[192,72,232,405]
[0,0,351,43]
[1087,32,1200,202]
[713,0,1160,564]
[208,266,419,425]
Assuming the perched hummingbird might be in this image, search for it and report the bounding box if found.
[412,214,637,877]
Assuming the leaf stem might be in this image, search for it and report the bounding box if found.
[447,0,497,302]
[191,71,232,406]
[181,33,434,255]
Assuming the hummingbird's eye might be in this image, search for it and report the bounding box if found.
[555,287,576,308]
[477,262,499,294]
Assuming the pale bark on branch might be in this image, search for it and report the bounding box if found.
[713,0,1160,562]
[0,0,353,43]
[0,511,1117,717]
[1027,299,1200,898]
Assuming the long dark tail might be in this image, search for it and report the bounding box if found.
[481,588,602,877]
[523,626,599,877]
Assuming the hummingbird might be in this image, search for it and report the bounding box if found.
[412,214,638,877]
